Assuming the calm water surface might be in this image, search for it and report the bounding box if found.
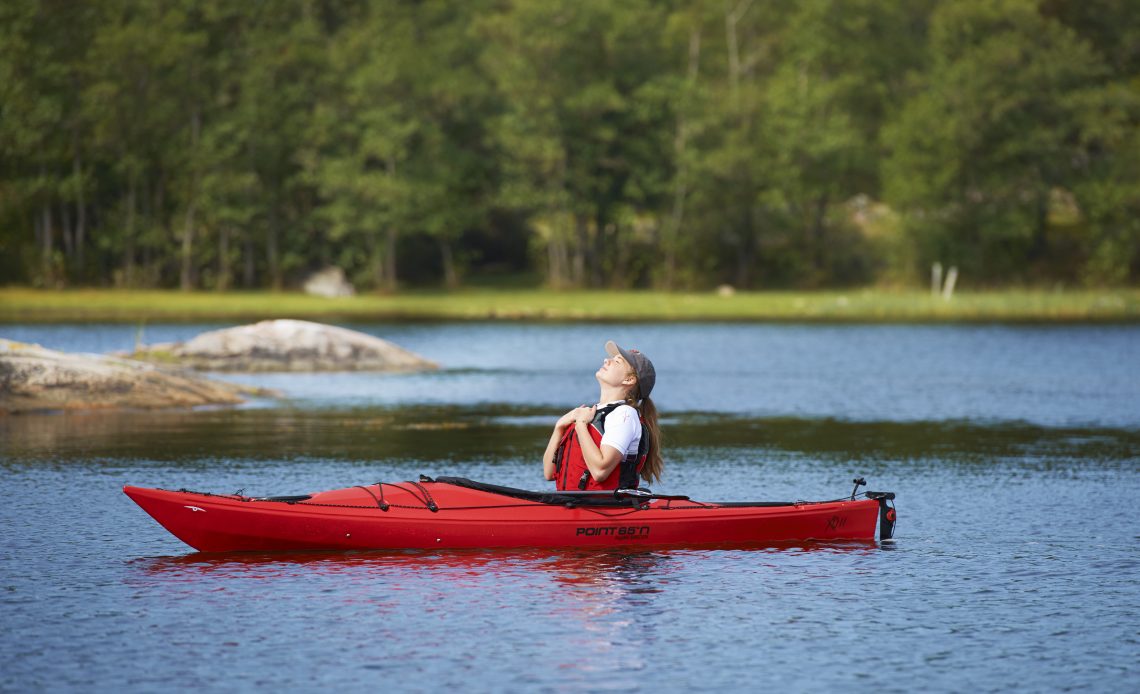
[2,323,1138,692]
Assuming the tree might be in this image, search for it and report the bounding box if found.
[482,0,675,288]
[0,0,1134,290]
[234,3,328,289]
[308,1,418,290]
[884,0,1115,283]
[0,0,103,286]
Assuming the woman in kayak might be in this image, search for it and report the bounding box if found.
[542,341,662,491]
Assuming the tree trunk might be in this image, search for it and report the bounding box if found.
[147,171,163,284]
[180,204,197,290]
[572,213,588,287]
[267,207,281,290]
[735,231,754,289]
[41,204,54,286]
[663,24,702,290]
[725,0,752,110]
[384,226,398,291]
[73,150,86,268]
[61,202,74,259]
[243,231,255,288]
[546,223,569,289]
[811,193,829,274]
[180,107,201,291]
[1030,188,1049,261]
[734,206,757,289]
[663,121,688,290]
[591,210,607,287]
[369,232,384,289]
[381,157,400,291]
[546,237,559,289]
[125,176,137,287]
[217,227,231,291]
[440,237,459,289]
[611,222,632,288]
[548,160,570,289]
[177,200,196,289]
[33,209,42,284]
[141,168,155,283]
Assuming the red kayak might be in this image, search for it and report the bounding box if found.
[124,476,897,552]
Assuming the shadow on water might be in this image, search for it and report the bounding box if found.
[4,403,1138,465]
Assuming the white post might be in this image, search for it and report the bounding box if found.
[931,262,942,298]
[942,266,958,301]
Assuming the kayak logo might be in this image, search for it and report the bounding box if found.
[575,526,650,538]
[826,515,846,531]
[184,506,206,512]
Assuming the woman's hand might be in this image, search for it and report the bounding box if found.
[571,405,597,425]
[555,409,576,430]
[556,405,596,430]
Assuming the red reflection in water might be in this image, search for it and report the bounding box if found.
[125,542,884,676]
[131,541,880,585]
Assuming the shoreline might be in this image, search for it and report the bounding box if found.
[1,287,1137,324]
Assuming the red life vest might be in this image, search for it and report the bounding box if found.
[552,403,649,491]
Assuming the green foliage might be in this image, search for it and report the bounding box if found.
[884,0,1134,284]
[0,0,1136,290]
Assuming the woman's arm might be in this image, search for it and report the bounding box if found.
[541,425,566,481]
[541,409,579,480]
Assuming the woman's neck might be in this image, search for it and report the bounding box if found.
[598,385,628,404]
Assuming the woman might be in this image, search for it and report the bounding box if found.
[542,341,663,491]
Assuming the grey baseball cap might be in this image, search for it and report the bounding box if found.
[605,340,656,400]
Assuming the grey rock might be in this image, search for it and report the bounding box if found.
[0,339,252,414]
[131,319,438,372]
[303,267,355,298]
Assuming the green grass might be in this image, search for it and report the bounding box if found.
[0,287,1137,323]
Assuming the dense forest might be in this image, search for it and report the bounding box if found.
[1,0,1138,290]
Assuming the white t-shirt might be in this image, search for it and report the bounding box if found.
[597,402,641,459]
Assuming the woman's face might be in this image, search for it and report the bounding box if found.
[596,353,636,391]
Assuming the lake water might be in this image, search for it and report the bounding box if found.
[2,323,1138,692]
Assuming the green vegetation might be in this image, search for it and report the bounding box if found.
[1,0,1138,292]
[2,288,1136,323]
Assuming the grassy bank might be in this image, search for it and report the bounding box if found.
[1,287,1137,323]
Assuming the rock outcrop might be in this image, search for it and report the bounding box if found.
[130,319,438,372]
[303,267,355,297]
[0,339,256,414]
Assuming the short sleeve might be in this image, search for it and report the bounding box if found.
[599,405,640,457]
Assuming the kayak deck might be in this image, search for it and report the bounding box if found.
[125,476,896,553]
